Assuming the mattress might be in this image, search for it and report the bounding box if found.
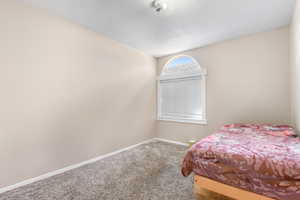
[182,124,300,200]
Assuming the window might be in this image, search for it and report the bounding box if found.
[157,55,207,124]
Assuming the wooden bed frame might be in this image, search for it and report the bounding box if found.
[194,175,275,200]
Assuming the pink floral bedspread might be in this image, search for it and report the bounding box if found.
[182,124,300,200]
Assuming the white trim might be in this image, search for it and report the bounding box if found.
[0,139,155,194]
[157,79,161,121]
[158,118,207,125]
[153,138,189,146]
[0,138,188,194]
[201,71,207,122]
[158,69,207,81]
[158,74,202,81]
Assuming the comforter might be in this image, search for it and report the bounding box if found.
[182,124,300,200]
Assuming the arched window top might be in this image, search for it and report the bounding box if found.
[160,55,206,78]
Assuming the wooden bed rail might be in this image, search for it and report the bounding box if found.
[194,175,275,200]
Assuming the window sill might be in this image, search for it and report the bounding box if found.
[158,118,207,125]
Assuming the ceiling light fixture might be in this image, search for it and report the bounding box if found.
[151,0,167,13]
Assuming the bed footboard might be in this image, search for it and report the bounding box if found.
[194,175,275,200]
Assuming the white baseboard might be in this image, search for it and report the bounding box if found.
[0,137,187,194]
[0,138,154,194]
[153,138,189,146]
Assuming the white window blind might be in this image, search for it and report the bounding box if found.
[158,56,206,124]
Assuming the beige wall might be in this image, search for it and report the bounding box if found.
[0,0,156,187]
[157,27,291,142]
[291,0,300,132]
[0,0,292,189]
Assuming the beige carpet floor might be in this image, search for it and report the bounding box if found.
[0,141,196,200]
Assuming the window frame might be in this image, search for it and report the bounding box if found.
[157,55,207,125]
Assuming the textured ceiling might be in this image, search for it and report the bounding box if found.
[20,0,296,57]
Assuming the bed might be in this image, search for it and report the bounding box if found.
[182,124,300,200]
